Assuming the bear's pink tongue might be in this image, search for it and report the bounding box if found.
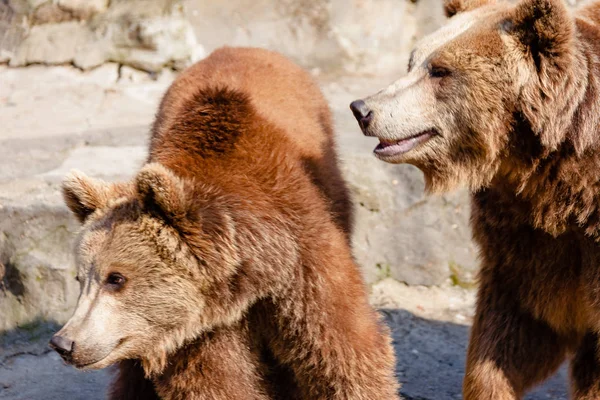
[374,131,434,157]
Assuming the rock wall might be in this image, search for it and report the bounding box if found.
[0,0,480,332]
[2,0,202,70]
[1,0,446,75]
[183,0,445,75]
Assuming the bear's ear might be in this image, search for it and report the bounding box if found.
[443,0,495,17]
[507,0,573,67]
[135,163,188,224]
[507,0,575,149]
[62,170,116,223]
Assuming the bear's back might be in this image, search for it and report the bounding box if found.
[150,47,330,163]
[147,47,353,237]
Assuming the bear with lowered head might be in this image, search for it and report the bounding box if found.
[51,47,399,400]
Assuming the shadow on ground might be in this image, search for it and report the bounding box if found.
[0,320,113,400]
[381,309,568,400]
[0,312,568,400]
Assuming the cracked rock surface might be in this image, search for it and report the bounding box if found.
[1,0,445,75]
[2,0,202,71]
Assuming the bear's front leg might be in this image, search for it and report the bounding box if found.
[463,281,567,399]
[571,332,600,399]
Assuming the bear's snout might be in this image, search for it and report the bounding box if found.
[49,334,74,362]
[350,99,373,131]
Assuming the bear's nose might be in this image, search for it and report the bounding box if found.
[49,335,74,360]
[349,100,373,129]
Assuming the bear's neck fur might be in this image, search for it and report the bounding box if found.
[492,14,600,239]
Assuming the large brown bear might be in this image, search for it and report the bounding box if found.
[350,0,600,398]
[49,47,399,400]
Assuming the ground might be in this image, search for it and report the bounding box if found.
[0,280,568,399]
[0,64,568,399]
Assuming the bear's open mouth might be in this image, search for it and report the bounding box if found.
[374,129,438,158]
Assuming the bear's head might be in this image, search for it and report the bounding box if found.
[351,0,584,192]
[50,163,293,375]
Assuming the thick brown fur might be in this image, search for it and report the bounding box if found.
[352,0,600,398]
[56,47,398,399]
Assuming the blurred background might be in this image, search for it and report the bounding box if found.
[0,1,568,399]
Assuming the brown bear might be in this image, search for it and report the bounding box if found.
[49,47,399,400]
[350,0,600,398]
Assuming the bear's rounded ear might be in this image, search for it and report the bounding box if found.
[506,0,574,150]
[507,0,572,62]
[443,0,495,17]
[135,163,188,223]
[62,170,114,223]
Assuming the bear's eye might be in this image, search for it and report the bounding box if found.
[105,273,126,289]
[428,65,451,79]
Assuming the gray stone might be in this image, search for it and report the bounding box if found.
[0,2,26,63]
[0,204,80,332]
[25,0,47,11]
[345,158,475,286]
[0,351,111,400]
[0,63,172,331]
[56,0,109,18]
[6,0,201,72]
[183,0,445,76]
[0,142,148,331]
[3,0,446,76]
[9,21,95,66]
[40,145,146,182]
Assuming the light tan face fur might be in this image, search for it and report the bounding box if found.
[362,8,489,145]
[52,164,246,375]
[352,0,571,192]
[55,202,204,372]
[53,163,295,375]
